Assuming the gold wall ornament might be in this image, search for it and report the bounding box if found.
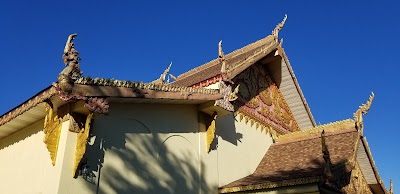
[206,113,217,153]
[72,113,93,176]
[353,92,374,133]
[43,100,62,166]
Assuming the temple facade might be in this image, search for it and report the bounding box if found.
[0,16,391,194]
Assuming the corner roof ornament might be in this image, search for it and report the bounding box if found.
[272,14,287,40]
[218,40,234,84]
[57,33,83,96]
[152,62,176,84]
[353,92,374,134]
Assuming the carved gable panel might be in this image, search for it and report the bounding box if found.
[233,63,299,134]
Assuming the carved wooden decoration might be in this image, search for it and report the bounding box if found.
[233,63,299,135]
[342,163,373,194]
[72,113,93,176]
[43,101,62,166]
[214,82,239,112]
[58,34,82,96]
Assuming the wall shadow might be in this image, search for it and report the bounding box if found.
[80,115,216,194]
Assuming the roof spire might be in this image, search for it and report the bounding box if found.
[152,62,176,84]
[272,14,287,40]
[57,34,83,96]
[353,92,374,134]
[321,130,333,180]
[218,40,234,84]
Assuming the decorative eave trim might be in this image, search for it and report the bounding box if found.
[235,110,288,139]
[0,86,57,127]
[74,77,220,95]
[276,119,355,143]
[218,176,321,193]
[192,75,222,88]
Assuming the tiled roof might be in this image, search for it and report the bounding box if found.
[219,124,359,193]
[172,35,277,87]
[0,78,221,130]
[74,77,220,94]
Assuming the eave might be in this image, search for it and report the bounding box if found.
[0,79,222,141]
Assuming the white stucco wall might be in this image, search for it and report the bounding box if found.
[58,102,274,194]
[0,119,65,194]
[215,113,274,187]
[59,103,213,194]
[0,101,275,194]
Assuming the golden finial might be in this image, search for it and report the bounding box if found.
[272,14,287,39]
[218,40,226,73]
[353,92,374,134]
[218,40,234,84]
[218,40,224,59]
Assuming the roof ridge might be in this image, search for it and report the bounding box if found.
[74,77,220,94]
[176,35,275,81]
[276,119,355,143]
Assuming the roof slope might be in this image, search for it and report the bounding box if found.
[171,23,316,130]
[219,120,358,193]
[172,35,277,87]
[219,118,390,193]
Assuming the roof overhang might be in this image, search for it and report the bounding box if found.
[0,82,222,140]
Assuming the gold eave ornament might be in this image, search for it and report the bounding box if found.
[43,101,62,166]
[72,112,93,176]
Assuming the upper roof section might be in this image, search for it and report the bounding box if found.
[171,15,316,130]
[172,35,277,87]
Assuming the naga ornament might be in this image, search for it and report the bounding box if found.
[58,34,83,95]
[272,14,287,41]
[353,92,374,134]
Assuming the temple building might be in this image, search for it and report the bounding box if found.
[0,16,392,194]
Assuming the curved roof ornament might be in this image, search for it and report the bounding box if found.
[272,14,287,40]
[57,34,83,96]
[218,40,234,84]
[354,92,374,134]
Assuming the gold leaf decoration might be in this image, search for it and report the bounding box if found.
[206,114,217,152]
[233,63,299,135]
[43,101,62,166]
[73,113,93,176]
[342,163,373,194]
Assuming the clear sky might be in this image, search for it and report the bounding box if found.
[1,0,399,190]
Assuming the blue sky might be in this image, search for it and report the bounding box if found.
[1,0,399,189]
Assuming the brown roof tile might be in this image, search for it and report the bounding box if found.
[219,127,359,192]
[172,35,277,87]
